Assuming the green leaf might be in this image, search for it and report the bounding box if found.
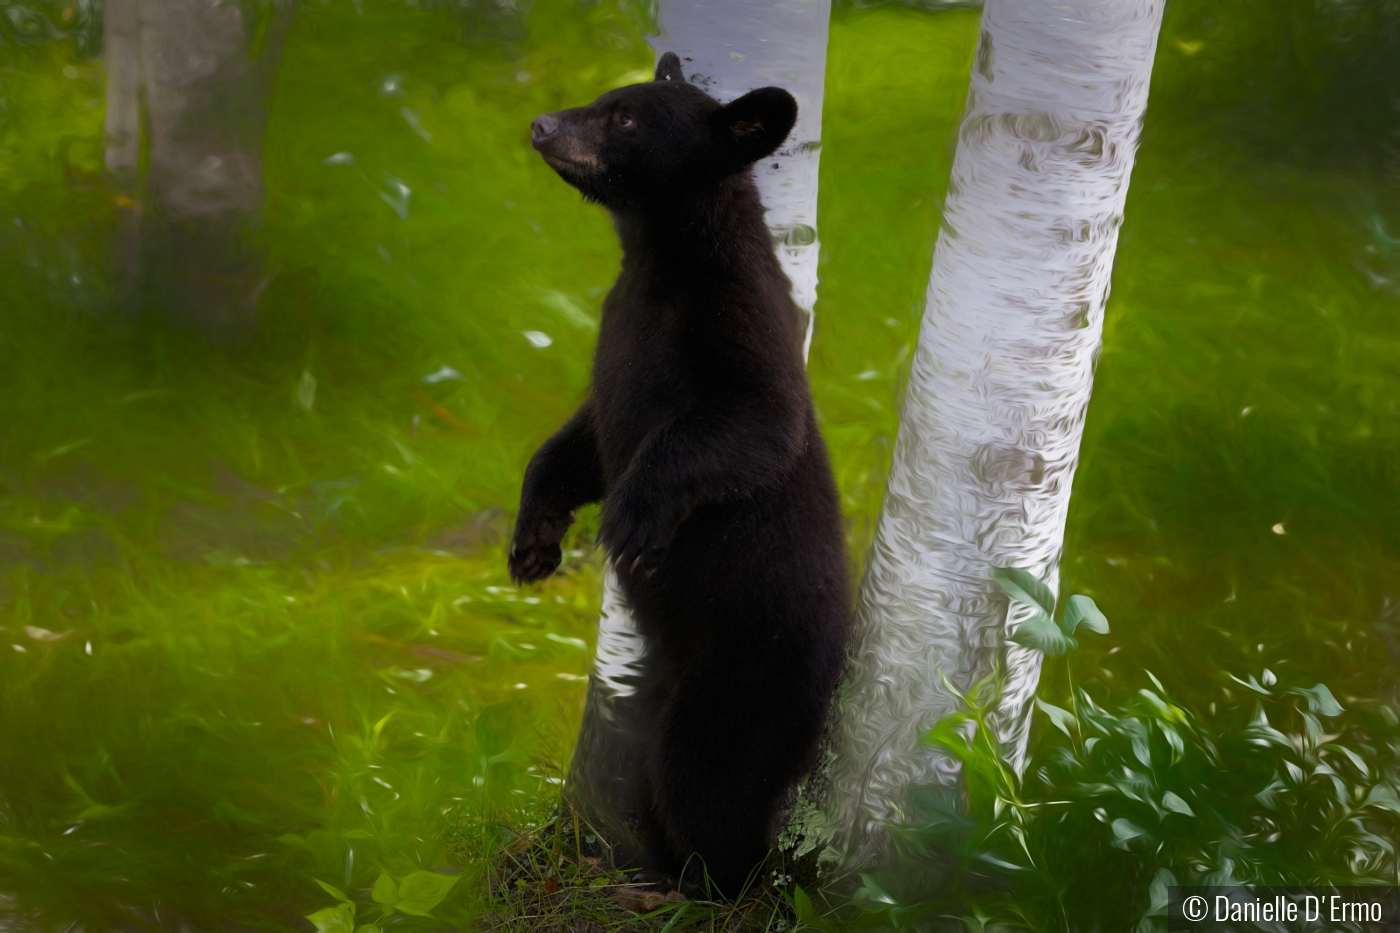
[658,902,692,933]
[791,885,836,933]
[1161,791,1195,816]
[1156,720,1186,765]
[1139,689,1174,719]
[1242,707,1293,748]
[305,903,356,933]
[990,566,1056,617]
[371,870,400,906]
[394,870,459,917]
[1063,594,1108,635]
[1291,683,1344,716]
[354,927,381,933]
[1007,610,1076,657]
[1036,699,1076,736]
[1109,817,1151,850]
[1143,868,1177,918]
[1229,672,1272,695]
[1330,743,1370,778]
[793,885,816,922]
[975,852,1029,872]
[857,874,896,907]
[1364,782,1400,815]
[922,711,977,759]
[1255,777,1286,809]
[315,879,352,903]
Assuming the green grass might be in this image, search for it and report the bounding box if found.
[0,0,1398,928]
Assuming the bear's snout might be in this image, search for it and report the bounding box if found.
[530,110,604,177]
[531,113,560,147]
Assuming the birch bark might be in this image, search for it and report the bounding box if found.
[565,0,831,858]
[822,0,1164,868]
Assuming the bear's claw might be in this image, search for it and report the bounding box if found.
[599,494,672,578]
[623,546,665,577]
[508,539,562,584]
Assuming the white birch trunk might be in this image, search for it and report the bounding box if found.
[566,0,830,855]
[654,0,831,359]
[822,0,1164,868]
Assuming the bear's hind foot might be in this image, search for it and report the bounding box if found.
[626,869,676,892]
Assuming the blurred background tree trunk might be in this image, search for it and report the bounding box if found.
[821,0,1164,870]
[565,0,832,866]
[104,0,295,344]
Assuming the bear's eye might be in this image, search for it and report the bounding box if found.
[615,112,636,130]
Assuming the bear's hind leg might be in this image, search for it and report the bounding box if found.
[647,665,820,900]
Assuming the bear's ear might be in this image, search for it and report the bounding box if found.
[655,52,686,83]
[711,87,798,168]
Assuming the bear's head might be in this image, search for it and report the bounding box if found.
[530,51,797,209]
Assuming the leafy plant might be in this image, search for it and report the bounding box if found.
[852,569,1400,932]
[372,868,460,916]
[306,881,365,933]
[990,566,1109,657]
[305,870,459,931]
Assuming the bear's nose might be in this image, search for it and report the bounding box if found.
[531,113,559,146]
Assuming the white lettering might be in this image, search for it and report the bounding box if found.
[1329,901,1381,922]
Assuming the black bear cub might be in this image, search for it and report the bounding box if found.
[511,52,850,898]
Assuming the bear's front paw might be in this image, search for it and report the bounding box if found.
[599,503,669,578]
[509,533,562,585]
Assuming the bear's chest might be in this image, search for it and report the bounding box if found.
[589,299,694,481]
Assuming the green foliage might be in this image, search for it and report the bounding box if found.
[383,868,460,915]
[304,867,457,927]
[306,901,359,932]
[852,583,1400,932]
[791,886,837,933]
[991,568,1108,657]
[1062,595,1109,637]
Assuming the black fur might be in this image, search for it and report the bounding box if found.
[513,53,850,898]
